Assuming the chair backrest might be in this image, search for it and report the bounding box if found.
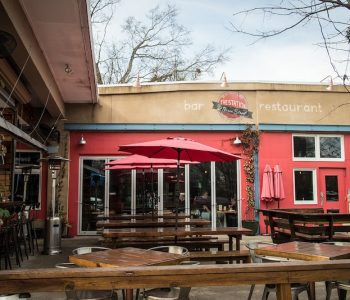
[72,246,111,255]
[147,245,189,256]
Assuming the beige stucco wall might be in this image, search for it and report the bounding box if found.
[66,82,350,126]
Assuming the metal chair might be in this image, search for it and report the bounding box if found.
[72,246,111,255]
[246,241,311,300]
[55,261,118,300]
[323,242,349,300]
[139,246,197,300]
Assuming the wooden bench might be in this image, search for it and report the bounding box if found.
[260,209,350,243]
[2,260,350,300]
[189,250,250,263]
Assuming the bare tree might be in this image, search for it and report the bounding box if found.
[96,4,229,84]
[89,0,120,84]
[228,0,350,82]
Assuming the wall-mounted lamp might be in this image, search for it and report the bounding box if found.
[79,134,86,145]
[64,64,72,74]
[320,75,333,91]
[133,72,141,88]
[232,136,242,145]
[220,72,228,88]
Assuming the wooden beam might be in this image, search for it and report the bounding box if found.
[0,260,350,298]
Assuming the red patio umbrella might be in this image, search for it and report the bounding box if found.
[273,164,285,208]
[261,164,275,207]
[118,137,241,162]
[119,137,241,228]
[106,154,185,166]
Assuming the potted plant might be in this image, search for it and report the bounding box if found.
[240,124,260,235]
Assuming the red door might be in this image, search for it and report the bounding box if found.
[319,168,347,213]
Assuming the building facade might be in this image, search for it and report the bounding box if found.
[64,82,350,235]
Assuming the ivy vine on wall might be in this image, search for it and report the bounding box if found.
[240,124,259,220]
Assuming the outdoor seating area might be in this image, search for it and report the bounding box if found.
[0,235,350,300]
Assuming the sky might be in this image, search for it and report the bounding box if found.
[100,0,349,84]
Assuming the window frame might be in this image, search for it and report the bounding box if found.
[293,168,318,205]
[14,150,42,209]
[292,134,344,162]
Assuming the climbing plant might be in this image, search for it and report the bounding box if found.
[240,124,259,220]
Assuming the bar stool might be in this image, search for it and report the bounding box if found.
[0,226,11,269]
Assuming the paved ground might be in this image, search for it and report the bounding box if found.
[6,235,337,299]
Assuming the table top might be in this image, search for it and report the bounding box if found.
[69,247,186,268]
[255,241,350,261]
[103,226,251,238]
[97,218,210,228]
[98,214,191,221]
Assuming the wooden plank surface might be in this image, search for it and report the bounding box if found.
[69,247,185,268]
[97,218,210,228]
[1,260,350,294]
[98,214,191,220]
[102,226,251,238]
[255,241,350,261]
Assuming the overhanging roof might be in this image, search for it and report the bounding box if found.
[2,0,97,119]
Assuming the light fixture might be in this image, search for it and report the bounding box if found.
[133,72,141,88]
[232,136,242,145]
[64,64,72,74]
[320,75,333,91]
[220,72,228,88]
[79,134,86,145]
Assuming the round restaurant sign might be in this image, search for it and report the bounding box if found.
[213,92,252,119]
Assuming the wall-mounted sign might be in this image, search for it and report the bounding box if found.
[213,92,253,119]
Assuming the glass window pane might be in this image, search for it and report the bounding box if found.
[190,162,211,220]
[109,169,131,214]
[325,175,338,201]
[81,159,106,232]
[294,170,314,201]
[293,136,315,158]
[320,137,341,158]
[14,151,41,208]
[163,167,182,213]
[215,161,237,227]
[14,174,39,206]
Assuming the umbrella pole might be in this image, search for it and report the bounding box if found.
[151,166,154,220]
[175,150,181,232]
[142,169,145,215]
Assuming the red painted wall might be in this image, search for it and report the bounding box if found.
[258,132,350,233]
[68,131,243,235]
[68,131,350,236]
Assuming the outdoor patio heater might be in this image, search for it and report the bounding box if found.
[41,156,69,255]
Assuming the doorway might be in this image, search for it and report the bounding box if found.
[319,168,346,213]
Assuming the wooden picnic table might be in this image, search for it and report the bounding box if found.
[97,218,210,229]
[69,247,186,300]
[255,241,350,300]
[103,227,251,251]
